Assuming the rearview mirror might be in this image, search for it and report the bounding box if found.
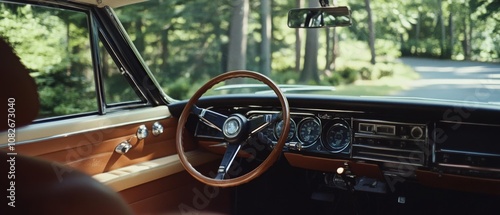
[287,6,351,28]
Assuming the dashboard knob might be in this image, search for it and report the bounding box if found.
[286,142,302,151]
[152,122,164,136]
[337,167,345,174]
[137,125,148,139]
[410,126,423,139]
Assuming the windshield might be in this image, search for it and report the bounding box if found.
[114,0,499,104]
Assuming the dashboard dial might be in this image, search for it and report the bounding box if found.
[324,119,351,152]
[297,117,321,147]
[274,119,296,141]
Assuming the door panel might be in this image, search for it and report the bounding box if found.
[0,103,230,213]
[0,106,170,143]
[0,106,197,175]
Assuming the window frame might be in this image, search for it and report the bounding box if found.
[95,24,150,112]
[0,0,161,123]
[97,6,174,105]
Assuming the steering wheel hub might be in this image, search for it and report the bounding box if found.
[223,114,248,143]
[223,118,240,137]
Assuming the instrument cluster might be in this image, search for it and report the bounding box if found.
[254,112,352,155]
[195,110,430,163]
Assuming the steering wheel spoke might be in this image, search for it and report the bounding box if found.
[214,143,242,180]
[191,105,228,132]
[249,112,281,135]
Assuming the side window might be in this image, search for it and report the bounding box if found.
[98,39,143,105]
[0,2,96,119]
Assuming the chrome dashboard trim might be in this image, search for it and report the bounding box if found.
[439,120,500,127]
[355,151,422,163]
[354,133,426,142]
[354,118,426,126]
[293,107,364,114]
[352,155,423,166]
[438,149,500,158]
[194,133,224,140]
[352,144,425,154]
[432,122,437,163]
[247,110,316,117]
[437,163,500,173]
[216,105,364,115]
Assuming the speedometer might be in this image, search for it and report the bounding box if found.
[324,119,351,152]
[274,119,296,141]
[297,117,321,147]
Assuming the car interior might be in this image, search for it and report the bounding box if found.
[1,0,499,214]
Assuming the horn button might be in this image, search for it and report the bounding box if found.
[222,114,248,143]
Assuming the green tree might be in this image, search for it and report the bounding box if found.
[227,0,250,71]
[299,0,320,83]
[295,0,303,73]
[260,0,272,76]
[364,0,376,64]
[0,3,96,117]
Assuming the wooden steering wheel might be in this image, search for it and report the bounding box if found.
[176,70,290,187]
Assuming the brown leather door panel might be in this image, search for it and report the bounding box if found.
[2,117,195,175]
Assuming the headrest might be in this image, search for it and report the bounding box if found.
[0,38,40,130]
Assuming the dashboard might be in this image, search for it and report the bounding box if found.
[169,94,500,194]
[226,111,430,167]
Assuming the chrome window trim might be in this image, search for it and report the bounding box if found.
[104,6,173,103]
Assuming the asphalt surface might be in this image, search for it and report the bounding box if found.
[395,57,500,104]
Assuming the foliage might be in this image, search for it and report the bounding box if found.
[0,4,67,72]
[325,66,358,85]
[270,70,300,85]
[114,0,498,98]
[164,76,193,100]
[2,0,498,106]
[0,3,96,118]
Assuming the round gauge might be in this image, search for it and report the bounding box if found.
[274,119,296,141]
[324,119,351,152]
[297,117,321,147]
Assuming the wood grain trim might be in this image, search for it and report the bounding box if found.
[1,117,197,175]
[284,152,348,172]
[12,118,176,157]
[284,152,384,179]
[93,150,221,192]
[416,170,500,195]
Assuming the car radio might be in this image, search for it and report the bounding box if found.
[352,119,429,166]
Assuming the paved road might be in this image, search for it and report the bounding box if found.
[395,57,500,103]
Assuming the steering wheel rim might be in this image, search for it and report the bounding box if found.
[176,70,290,187]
